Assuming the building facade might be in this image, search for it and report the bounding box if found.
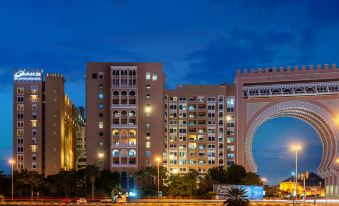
[86,63,165,184]
[76,107,87,170]
[13,70,78,176]
[164,85,236,174]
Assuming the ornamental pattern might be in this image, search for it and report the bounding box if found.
[244,100,339,175]
[243,81,339,98]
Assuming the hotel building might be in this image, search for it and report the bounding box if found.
[164,85,236,174]
[13,70,78,176]
[86,63,165,183]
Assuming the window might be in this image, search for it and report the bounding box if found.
[17,129,24,136]
[31,145,37,153]
[17,121,24,128]
[146,151,151,157]
[99,103,103,109]
[98,72,104,79]
[145,72,151,80]
[99,122,104,129]
[146,141,151,148]
[99,113,103,117]
[92,73,97,79]
[32,104,37,111]
[31,85,38,93]
[17,96,24,102]
[17,146,24,153]
[32,162,37,169]
[32,137,36,144]
[17,87,24,95]
[18,154,24,161]
[99,84,103,89]
[146,94,150,99]
[152,74,158,81]
[17,137,24,144]
[32,112,37,119]
[227,137,234,143]
[32,129,37,136]
[99,93,104,99]
[32,154,37,161]
[31,95,38,102]
[32,121,37,128]
[146,123,150,128]
[146,84,150,90]
[17,104,24,111]
[17,113,24,119]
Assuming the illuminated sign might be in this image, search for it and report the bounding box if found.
[14,70,42,81]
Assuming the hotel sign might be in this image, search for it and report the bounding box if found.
[14,70,42,81]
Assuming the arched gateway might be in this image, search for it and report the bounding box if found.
[236,64,339,196]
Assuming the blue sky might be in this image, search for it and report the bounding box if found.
[1,0,338,183]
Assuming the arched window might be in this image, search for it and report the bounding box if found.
[121,149,128,157]
[121,110,127,125]
[129,91,136,104]
[129,150,136,157]
[121,91,127,104]
[112,111,119,125]
[112,91,119,104]
[112,149,120,157]
[112,129,119,136]
[129,130,136,136]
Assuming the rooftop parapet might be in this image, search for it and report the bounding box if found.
[236,64,339,77]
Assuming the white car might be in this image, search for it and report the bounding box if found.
[76,198,87,204]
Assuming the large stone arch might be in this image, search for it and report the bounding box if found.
[245,100,339,177]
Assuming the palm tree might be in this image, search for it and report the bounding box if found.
[224,187,249,206]
[85,165,100,200]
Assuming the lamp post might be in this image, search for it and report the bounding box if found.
[8,159,15,202]
[156,157,161,199]
[291,145,302,199]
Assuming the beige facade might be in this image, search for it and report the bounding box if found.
[13,71,78,176]
[86,62,165,187]
[164,85,236,174]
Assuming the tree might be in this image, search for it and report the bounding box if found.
[224,187,249,206]
[134,166,167,197]
[85,165,100,200]
[52,170,78,198]
[226,164,246,185]
[95,170,120,196]
[208,166,227,184]
[241,172,262,185]
[167,170,199,198]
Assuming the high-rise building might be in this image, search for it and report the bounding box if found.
[76,107,87,170]
[86,63,165,185]
[13,70,78,176]
[164,85,236,174]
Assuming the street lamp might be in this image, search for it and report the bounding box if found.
[8,159,15,202]
[291,144,302,198]
[156,157,161,198]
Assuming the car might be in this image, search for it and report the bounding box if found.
[76,198,87,204]
[100,197,112,203]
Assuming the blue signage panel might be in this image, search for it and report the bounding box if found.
[213,184,263,200]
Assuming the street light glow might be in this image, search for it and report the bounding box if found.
[291,144,302,151]
[8,159,15,164]
[98,152,104,158]
[156,157,161,162]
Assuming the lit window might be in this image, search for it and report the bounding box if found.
[17,104,24,111]
[146,94,150,99]
[99,93,104,99]
[31,95,38,102]
[152,74,158,81]
[145,105,151,114]
[31,145,37,153]
[32,121,37,128]
[17,129,24,136]
[146,85,151,90]
[146,141,151,148]
[99,103,103,109]
[17,87,24,95]
[146,123,151,128]
[99,122,104,129]
[146,151,151,157]
[145,72,151,80]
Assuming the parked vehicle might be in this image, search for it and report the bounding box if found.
[76,198,87,204]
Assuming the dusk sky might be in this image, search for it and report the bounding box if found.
[1,0,338,185]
